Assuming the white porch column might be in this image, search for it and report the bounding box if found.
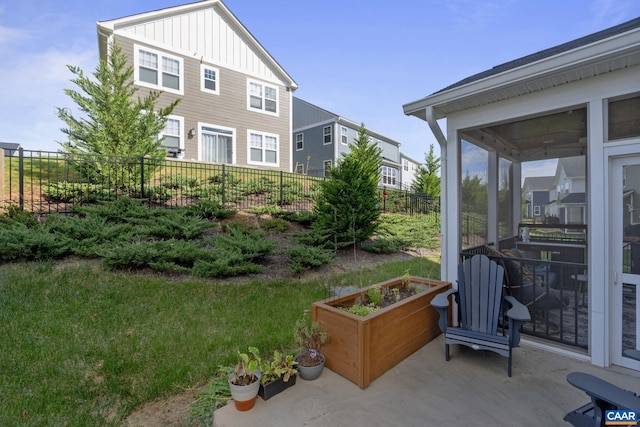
[588,99,606,367]
[487,150,499,245]
[512,161,522,237]
[442,126,460,285]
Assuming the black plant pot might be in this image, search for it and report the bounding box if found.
[258,374,297,400]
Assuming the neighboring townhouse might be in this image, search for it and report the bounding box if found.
[97,0,298,171]
[545,156,586,223]
[624,163,640,230]
[522,176,553,218]
[292,97,410,189]
[400,153,421,190]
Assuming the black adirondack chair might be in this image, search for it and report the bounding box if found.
[432,254,531,377]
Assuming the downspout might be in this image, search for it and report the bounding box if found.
[425,106,449,279]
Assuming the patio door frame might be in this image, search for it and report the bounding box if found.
[609,151,640,371]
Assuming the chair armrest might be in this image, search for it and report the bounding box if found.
[432,289,457,309]
[504,295,531,347]
[504,296,531,322]
[567,372,640,412]
[432,289,457,333]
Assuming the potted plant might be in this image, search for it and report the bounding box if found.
[294,310,329,380]
[228,346,261,411]
[258,350,298,400]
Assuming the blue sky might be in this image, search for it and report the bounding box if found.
[2,0,640,179]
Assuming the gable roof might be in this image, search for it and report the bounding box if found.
[404,17,640,121]
[523,176,554,191]
[97,0,297,90]
[557,156,585,179]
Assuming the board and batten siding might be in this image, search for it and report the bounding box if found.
[116,36,291,170]
[119,4,281,85]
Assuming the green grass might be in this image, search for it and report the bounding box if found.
[0,255,438,426]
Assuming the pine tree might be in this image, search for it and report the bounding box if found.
[313,124,382,247]
[56,41,180,186]
[412,144,441,197]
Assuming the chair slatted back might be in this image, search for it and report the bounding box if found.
[458,254,505,334]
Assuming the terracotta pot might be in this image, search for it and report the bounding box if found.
[228,371,261,411]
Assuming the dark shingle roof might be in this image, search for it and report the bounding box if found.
[561,192,586,204]
[435,17,640,94]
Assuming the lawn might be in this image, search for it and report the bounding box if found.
[0,255,439,426]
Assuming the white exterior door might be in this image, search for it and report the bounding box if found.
[611,156,640,370]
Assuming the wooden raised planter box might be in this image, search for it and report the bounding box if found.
[312,276,451,389]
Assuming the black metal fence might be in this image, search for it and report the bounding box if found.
[462,244,588,350]
[1,149,442,218]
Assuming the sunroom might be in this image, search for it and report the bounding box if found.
[404,17,640,371]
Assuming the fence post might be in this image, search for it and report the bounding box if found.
[279,170,283,206]
[221,164,226,205]
[18,148,24,209]
[140,156,145,202]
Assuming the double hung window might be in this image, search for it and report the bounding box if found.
[135,45,182,94]
[248,80,278,114]
[249,131,278,166]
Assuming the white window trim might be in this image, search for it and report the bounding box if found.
[246,78,279,116]
[133,44,183,95]
[341,126,348,145]
[295,133,304,151]
[323,126,332,145]
[382,165,398,186]
[198,122,236,164]
[247,129,280,167]
[159,115,184,157]
[323,160,332,177]
[200,64,220,95]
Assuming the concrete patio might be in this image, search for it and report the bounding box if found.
[214,336,640,427]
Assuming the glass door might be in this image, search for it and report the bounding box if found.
[611,156,640,369]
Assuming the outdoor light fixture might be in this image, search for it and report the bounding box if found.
[188,127,196,138]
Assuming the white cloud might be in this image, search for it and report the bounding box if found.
[522,159,557,181]
[0,24,30,51]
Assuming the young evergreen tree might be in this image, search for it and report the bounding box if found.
[412,144,441,197]
[313,124,382,247]
[56,41,180,185]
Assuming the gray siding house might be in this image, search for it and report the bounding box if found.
[523,176,553,218]
[97,0,298,171]
[292,97,418,188]
[546,156,586,223]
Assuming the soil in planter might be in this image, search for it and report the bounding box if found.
[296,352,324,367]
[230,375,259,386]
[336,281,432,311]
